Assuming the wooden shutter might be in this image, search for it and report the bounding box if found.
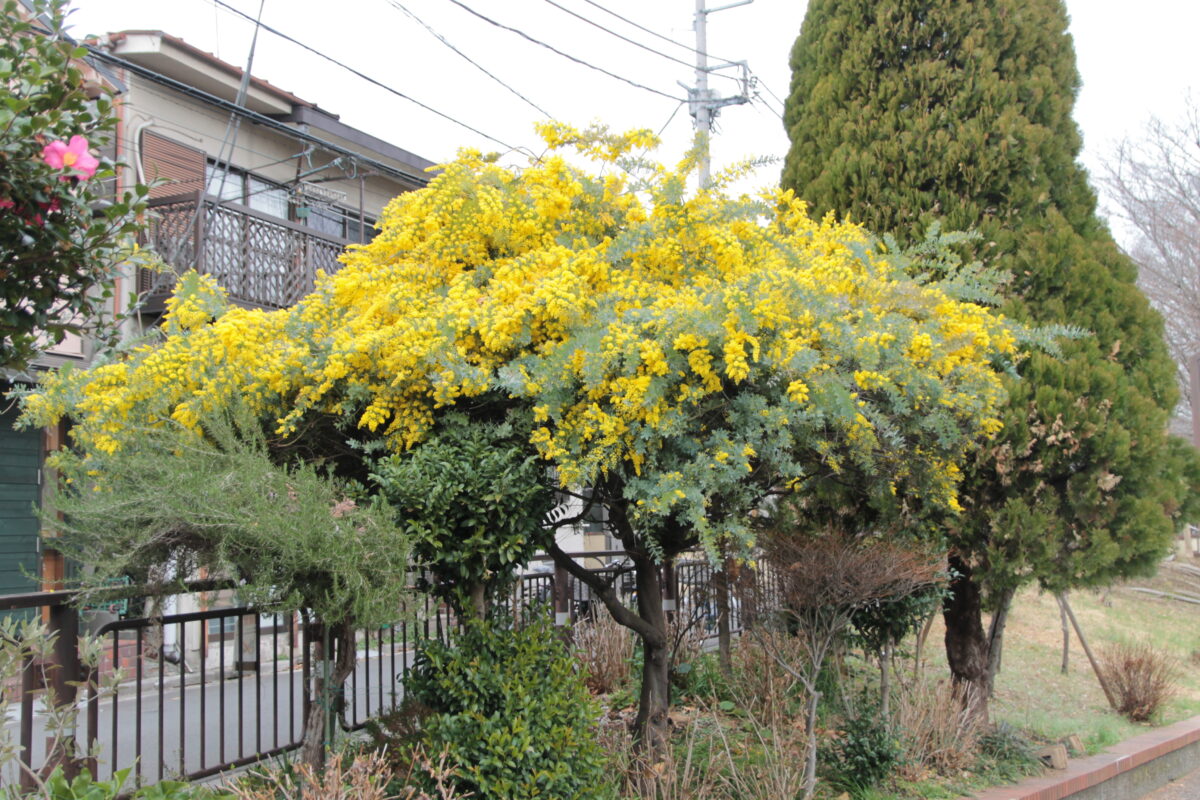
[142,130,206,198]
[0,404,41,609]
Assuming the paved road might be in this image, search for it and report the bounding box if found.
[2,646,413,786]
[1139,765,1200,799]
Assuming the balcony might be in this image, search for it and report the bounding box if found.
[139,192,354,313]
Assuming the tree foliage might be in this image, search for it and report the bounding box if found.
[25,127,1017,540]
[43,405,412,630]
[23,122,1022,747]
[371,413,553,618]
[0,0,149,370]
[781,0,1196,710]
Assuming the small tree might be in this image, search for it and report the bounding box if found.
[751,525,942,799]
[0,0,149,370]
[850,582,944,718]
[43,407,413,769]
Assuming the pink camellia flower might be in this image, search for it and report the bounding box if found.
[42,135,99,180]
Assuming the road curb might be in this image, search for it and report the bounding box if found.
[967,715,1200,800]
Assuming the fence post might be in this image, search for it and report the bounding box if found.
[19,651,37,793]
[661,560,677,626]
[552,561,572,641]
[46,602,83,780]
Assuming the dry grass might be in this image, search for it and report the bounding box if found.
[894,676,982,774]
[230,749,467,800]
[574,610,635,694]
[726,634,803,721]
[1100,640,1181,722]
[600,706,808,800]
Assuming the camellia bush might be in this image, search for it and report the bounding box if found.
[0,0,149,370]
[24,123,1029,754]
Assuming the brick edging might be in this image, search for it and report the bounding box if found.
[966,715,1200,800]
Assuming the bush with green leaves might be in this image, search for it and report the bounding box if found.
[404,614,606,800]
[371,413,552,619]
[0,0,150,370]
[20,767,232,800]
[822,711,904,796]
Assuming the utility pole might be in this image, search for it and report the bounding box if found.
[684,0,754,188]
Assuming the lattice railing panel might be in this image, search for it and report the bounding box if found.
[145,194,352,311]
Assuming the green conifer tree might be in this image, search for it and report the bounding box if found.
[782,0,1197,721]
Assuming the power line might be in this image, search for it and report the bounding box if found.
[539,0,734,81]
[578,0,732,63]
[657,100,685,137]
[751,93,782,121]
[443,0,686,103]
[577,0,787,115]
[383,0,554,119]
[208,0,515,150]
[756,75,788,115]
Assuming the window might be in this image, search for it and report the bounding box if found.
[298,202,375,243]
[205,162,289,218]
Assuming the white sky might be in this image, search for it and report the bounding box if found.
[67,0,1198,247]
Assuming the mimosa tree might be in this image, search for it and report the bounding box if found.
[24,124,1023,752]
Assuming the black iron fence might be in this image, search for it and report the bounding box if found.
[0,553,778,791]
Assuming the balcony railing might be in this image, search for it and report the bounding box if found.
[139,192,354,313]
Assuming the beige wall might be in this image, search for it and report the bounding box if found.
[116,71,415,223]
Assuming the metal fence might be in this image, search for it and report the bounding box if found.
[0,553,776,791]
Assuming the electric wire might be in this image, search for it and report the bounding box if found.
[576,0,787,114]
[383,0,554,118]
[752,93,783,121]
[657,100,685,137]
[442,0,686,102]
[539,0,736,83]
[208,0,515,150]
[577,0,734,63]
[756,77,788,115]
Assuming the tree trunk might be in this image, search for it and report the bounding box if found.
[632,554,671,757]
[467,581,487,622]
[802,687,822,800]
[299,621,357,770]
[942,554,989,726]
[715,554,732,674]
[985,587,1014,696]
[913,610,936,681]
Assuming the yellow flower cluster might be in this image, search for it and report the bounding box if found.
[23,125,1017,517]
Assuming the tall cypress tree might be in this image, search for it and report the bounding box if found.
[782,0,1196,720]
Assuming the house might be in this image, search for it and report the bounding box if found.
[1,26,435,601]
